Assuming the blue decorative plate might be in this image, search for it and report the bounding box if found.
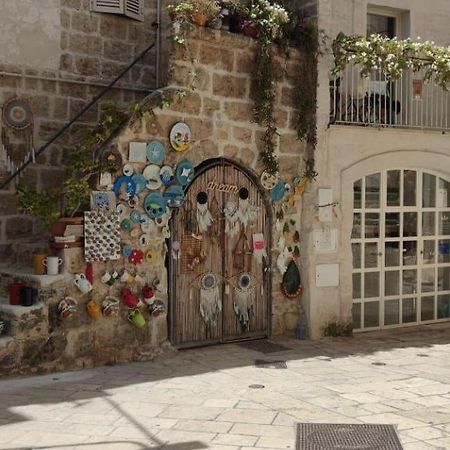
[113,175,137,198]
[131,174,147,194]
[146,141,165,164]
[176,160,195,186]
[130,210,142,223]
[144,192,168,219]
[122,245,133,257]
[270,179,286,202]
[164,185,185,208]
[160,165,175,186]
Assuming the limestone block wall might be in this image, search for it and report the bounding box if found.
[0,0,165,260]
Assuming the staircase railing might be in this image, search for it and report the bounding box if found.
[0,40,157,190]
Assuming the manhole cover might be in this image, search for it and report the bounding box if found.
[255,359,287,369]
[238,340,291,354]
[296,423,403,450]
[249,384,265,389]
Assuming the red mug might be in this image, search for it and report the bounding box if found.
[8,282,25,305]
[121,288,140,309]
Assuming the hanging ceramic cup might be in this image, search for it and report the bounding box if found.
[43,256,63,275]
[102,296,119,317]
[128,309,146,328]
[86,299,101,319]
[73,273,93,294]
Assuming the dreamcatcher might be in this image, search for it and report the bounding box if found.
[233,273,256,332]
[224,201,240,237]
[209,193,221,238]
[196,191,213,233]
[199,272,222,327]
[237,187,258,228]
[1,97,35,176]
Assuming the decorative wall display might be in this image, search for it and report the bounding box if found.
[90,191,116,213]
[146,140,165,164]
[207,179,239,194]
[164,185,185,208]
[113,175,137,198]
[84,211,121,262]
[270,179,286,202]
[144,192,167,219]
[122,163,134,176]
[160,165,175,185]
[233,273,255,331]
[128,142,147,163]
[170,122,191,152]
[281,260,302,298]
[131,174,147,194]
[260,170,278,190]
[181,235,204,274]
[86,299,101,319]
[102,297,119,317]
[199,272,222,326]
[252,233,267,263]
[196,191,213,233]
[143,164,162,190]
[176,160,195,185]
[58,297,78,320]
[73,273,93,294]
[224,201,240,237]
[237,187,258,227]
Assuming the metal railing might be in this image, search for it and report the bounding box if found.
[330,62,450,131]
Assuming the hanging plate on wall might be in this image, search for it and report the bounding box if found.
[144,192,168,219]
[159,165,175,186]
[176,160,195,186]
[146,140,165,164]
[164,185,185,208]
[260,170,279,190]
[143,164,163,190]
[170,122,191,152]
[131,174,147,194]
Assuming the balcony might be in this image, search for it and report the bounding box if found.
[330,62,450,131]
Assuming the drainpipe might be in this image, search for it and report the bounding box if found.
[155,0,162,88]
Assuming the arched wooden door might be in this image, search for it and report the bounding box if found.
[169,159,271,348]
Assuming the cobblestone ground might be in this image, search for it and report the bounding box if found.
[1,324,450,450]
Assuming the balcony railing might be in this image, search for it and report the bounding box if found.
[330,62,450,131]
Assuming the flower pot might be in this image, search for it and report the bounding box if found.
[242,22,258,39]
[191,13,207,27]
[50,216,84,249]
[228,14,242,33]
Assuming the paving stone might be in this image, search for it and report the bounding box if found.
[216,408,277,424]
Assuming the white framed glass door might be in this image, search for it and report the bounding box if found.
[352,169,450,330]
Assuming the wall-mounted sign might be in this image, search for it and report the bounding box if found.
[412,79,423,100]
[207,179,239,194]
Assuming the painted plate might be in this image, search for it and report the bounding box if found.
[146,141,165,164]
[159,165,175,186]
[270,179,286,202]
[164,185,185,208]
[143,164,162,190]
[131,174,147,194]
[113,175,137,198]
[176,160,195,186]
[170,122,191,152]
[144,192,167,219]
[130,210,142,223]
[260,170,279,190]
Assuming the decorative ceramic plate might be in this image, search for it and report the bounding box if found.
[170,122,191,152]
[116,203,128,219]
[164,185,185,208]
[270,179,286,202]
[131,174,147,194]
[122,163,134,176]
[159,165,175,186]
[141,217,156,233]
[143,164,162,190]
[130,211,142,223]
[144,192,167,219]
[260,170,279,190]
[201,272,218,290]
[176,160,195,186]
[113,175,137,198]
[146,141,165,164]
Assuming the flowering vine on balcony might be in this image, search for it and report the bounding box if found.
[332,33,450,89]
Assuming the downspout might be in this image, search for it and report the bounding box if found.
[155,0,162,88]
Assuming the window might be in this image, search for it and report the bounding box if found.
[90,0,144,22]
[367,13,396,38]
[366,5,410,39]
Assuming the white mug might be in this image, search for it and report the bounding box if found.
[73,273,93,294]
[43,256,63,275]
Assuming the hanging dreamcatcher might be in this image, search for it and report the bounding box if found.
[209,193,221,239]
[1,97,35,176]
[233,273,255,332]
[199,272,222,327]
[224,201,240,237]
[237,187,258,228]
[196,191,213,233]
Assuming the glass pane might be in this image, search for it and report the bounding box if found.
[385,213,400,237]
[402,298,417,323]
[353,179,362,209]
[421,268,435,293]
[352,303,362,328]
[437,294,450,319]
[365,243,378,268]
[403,241,417,266]
[422,212,435,236]
[438,178,450,207]
[387,170,400,207]
[403,212,417,237]
[421,296,435,321]
[423,173,436,207]
[352,213,362,239]
[403,170,417,206]
[352,243,361,268]
[364,301,379,328]
[438,240,450,263]
[364,272,379,298]
[437,267,450,291]
[402,269,417,295]
[385,299,399,326]
[423,240,436,264]
[353,273,361,299]
[365,213,379,238]
[438,212,450,236]
[385,242,400,267]
[365,173,380,208]
[385,271,399,296]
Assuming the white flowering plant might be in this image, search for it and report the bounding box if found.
[333,33,450,89]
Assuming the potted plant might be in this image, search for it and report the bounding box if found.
[167,0,221,27]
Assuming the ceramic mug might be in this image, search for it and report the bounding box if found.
[86,299,101,319]
[43,256,63,275]
[20,287,38,307]
[102,297,119,317]
[8,282,25,305]
[128,309,145,328]
[0,320,4,335]
[74,274,93,294]
[58,297,78,319]
[32,253,48,275]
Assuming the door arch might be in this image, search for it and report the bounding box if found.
[169,158,272,347]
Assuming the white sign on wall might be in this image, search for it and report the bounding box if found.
[314,228,338,253]
[316,264,339,287]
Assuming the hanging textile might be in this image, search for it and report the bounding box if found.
[252,233,267,264]
[233,273,255,332]
[199,272,222,327]
[224,201,240,237]
[196,191,213,233]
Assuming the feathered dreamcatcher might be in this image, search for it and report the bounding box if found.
[198,272,222,327]
[233,273,256,332]
[196,191,213,233]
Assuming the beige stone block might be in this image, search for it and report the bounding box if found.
[202,97,221,116]
[233,126,253,144]
[186,117,214,140]
[100,15,127,39]
[213,73,247,99]
[213,433,258,447]
[279,133,305,155]
[281,86,296,108]
[278,155,302,177]
[168,91,202,115]
[274,108,289,129]
[74,56,100,77]
[191,139,220,162]
[224,101,252,122]
[198,43,234,72]
[216,408,277,424]
[71,11,98,34]
[235,50,255,74]
[104,40,135,63]
[173,419,233,433]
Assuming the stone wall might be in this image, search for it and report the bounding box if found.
[0,0,164,261]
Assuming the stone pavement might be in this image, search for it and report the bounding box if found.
[1,324,450,450]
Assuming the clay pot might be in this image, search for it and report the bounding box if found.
[242,22,258,39]
[191,13,207,27]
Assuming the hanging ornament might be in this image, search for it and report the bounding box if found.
[237,187,258,228]
[209,193,221,238]
[199,272,222,327]
[182,199,194,233]
[171,241,181,260]
[260,170,278,190]
[224,201,240,237]
[281,260,303,298]
[170,122,191,152]
[252,233,267,264]
[196,191,213,233]
[233,273,255,332]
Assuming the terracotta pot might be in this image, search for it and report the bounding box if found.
[191,13,207,27]
[242,22,258,39]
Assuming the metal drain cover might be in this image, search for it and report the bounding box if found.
[296,423,403,450]
[255,359,287,369]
